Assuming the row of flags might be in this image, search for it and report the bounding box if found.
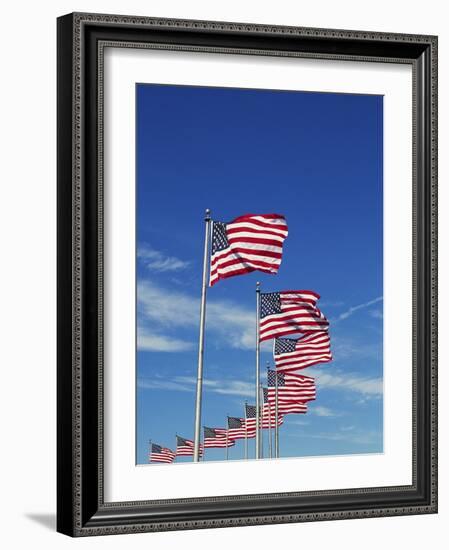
[148,212,334,463]
[149,370,318,463]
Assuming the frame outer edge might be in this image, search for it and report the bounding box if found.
[58,12,438,536]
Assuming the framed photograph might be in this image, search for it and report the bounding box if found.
[57,12,438,536]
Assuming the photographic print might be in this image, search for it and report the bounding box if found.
[136,83,383,465]
[57,14,437,534]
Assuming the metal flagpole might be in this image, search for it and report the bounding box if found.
[193,209,212,462]
[274,373,280,458]
[266,366,272,459]
[255,281,261,459]
[148,439,152,463]
[244,401,248,460]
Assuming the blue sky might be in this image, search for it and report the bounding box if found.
[136,83,383,465]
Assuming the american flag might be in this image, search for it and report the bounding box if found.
[262,387,308,414]
[260,290,329,342]
[274,332,332,372]
[209,214,288,286]
[227,417,254,440]
[149,443,176,464]
[267,369,316,403]
[176,435,203,457]
[275,401,308,415]
[245,402,284,430]
[203,426,235,448]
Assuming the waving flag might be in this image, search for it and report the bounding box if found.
[176,436,203,457]
[227,417,254,440]
[209,214,288,286]
[203,427,235,448]
[246,402,284,430]
[149,443,176,464]
[267,370,316,403]
[274,401,307,415]
[274,331,332,372]
[260,290,329,341]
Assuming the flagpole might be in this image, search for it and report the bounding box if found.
[148,439,151,463]
[255,281,261,459]
[275,371,280,458]
[266,366,272,459]
[193,209,212,462]
[244,401,248,460]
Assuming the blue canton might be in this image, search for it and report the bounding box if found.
[260,292,281,318]
[211,222,229,255]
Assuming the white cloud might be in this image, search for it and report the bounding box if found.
[308,430,381,445]
[333,296,383,323]
[137,329,195,352]
[137,280,258,350]
[175,376,254,398]
[314,370,383,396]
[138,245,191,272]
[310,406,341,417]
[330,335,381,361]
[369,309,383,319]
[138,373,254,398]
[137,378,193,392]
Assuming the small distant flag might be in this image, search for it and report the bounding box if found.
[149,443,176,464]
[274,332,332,372]
[209,214,288,286]
[267,370,316,403]
[227,417,253,440]
[260,290,329,342]
[176,435,203,457]
[246,402,284,429]
[203,427,235,448]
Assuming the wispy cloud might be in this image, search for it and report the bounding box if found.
[369,309,383,319]
[330,335,381,361]
[308,430,381,445]
[138,280,258,350]
[138,373,254,398]
[138,378,193,392]
[137,328,195,352]
[310,406,342,417]
[138,245,191,272]
[175,376,254,398]
[315,370,383,396]
[333,296,383,323]
[287,418,310,426]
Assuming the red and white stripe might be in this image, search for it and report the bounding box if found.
[267,372,316,404]
[176,439,203,457]
[209,214,288,286]
[274,331,332,372]
[203,438,235,448]
[246,412,284,430]
[275,401,308,415]
[227,420,256,441]
[260,290,329,342]
[203,429,235,449]
[149,448,176,464]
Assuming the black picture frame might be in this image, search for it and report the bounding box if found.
[57,12,438,536]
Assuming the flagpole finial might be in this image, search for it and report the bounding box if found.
[205,208,211,220]
[256,281,261,291]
